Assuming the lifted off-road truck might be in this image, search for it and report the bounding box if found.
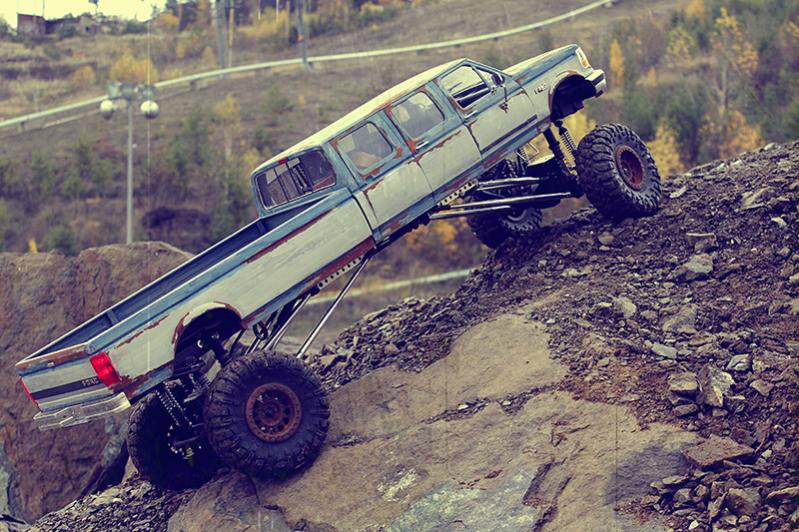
[16,45,661,488]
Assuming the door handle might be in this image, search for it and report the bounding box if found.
[415,140,429,150]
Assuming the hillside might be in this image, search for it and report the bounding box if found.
[10,141,797,531]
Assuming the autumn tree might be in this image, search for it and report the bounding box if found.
[609,38,625,88]
[700,109,763,159]
[666,26,697,64]
[213,94,242,163]
[711,7,758,111]
[647,121,684,177]
[684,0,705,21]
[109,51,159,84]
[70,65,96,88]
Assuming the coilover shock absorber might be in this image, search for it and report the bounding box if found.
[555,120,578,161]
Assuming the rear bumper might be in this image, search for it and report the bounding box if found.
[34,392,131,431]
[587,70,606,97]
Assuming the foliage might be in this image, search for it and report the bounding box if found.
[43,224,78,256]
[700,109,763,159]
[261,85,292,125]
[786,98,799,140]
[609,38,625,87]
[70,138,116,198]
[109,51,159,84]
[0,199,11,250]
[154,12,181,34]
[214,94,242,160]
[647,121,684,177]
[70,65,97,88]
[666,26,697,64]
[30,151,58,201]
[238,8,290,44]
[201,46,216,67]
[684,0,706,21]
[122,20,148,34]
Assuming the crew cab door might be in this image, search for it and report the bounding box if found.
[388,84,482,196]
[438,63,535,159]
[335,113,435,242]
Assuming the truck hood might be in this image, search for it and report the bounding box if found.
[505,44,579,79]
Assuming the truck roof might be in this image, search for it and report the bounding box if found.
[253,58,463,174]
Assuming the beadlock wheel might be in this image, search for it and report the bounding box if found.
[245,382,302,443]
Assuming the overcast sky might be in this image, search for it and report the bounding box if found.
[2,0,167,27]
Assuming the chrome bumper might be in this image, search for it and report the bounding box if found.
[34,392,131,431]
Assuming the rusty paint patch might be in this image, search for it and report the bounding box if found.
[414,130,459,163]
[242,238,377,327]
[171,311,191,347]
[309,238,375,287]
[15,343,89,372]
[244,211,330,265]
[115,314,170,349]
[119,361,175,398]
[548,71,582,109]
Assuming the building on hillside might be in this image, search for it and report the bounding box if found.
[45,14,98,36]
[16,13,46,36]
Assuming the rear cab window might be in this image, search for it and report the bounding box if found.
[392,92,445,140]
[255,149,336,208]
[338,122,394,175]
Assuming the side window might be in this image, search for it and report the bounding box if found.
[339,122,393,172]
[393,92,445,139]
[440,66,492,109]
[255,149,336,208]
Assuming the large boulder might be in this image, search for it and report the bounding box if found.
[0,242,191,521]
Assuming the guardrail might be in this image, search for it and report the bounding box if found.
[0,0,613,133]
[307,267,475,306]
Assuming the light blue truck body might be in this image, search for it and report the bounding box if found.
[16,45,605,430]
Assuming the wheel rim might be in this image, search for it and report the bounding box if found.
[245,382,302,443]
[614,145,645,190]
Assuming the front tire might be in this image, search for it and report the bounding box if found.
[127,385,219,490]
[203,350,329,478]
[576,123,661,220]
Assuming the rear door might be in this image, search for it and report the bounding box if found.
[388,84,481,196]
[335,113,435,242]
[438,63,535,159]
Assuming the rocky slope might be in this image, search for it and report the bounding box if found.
[0,243,192,522]
[12,140,799,531]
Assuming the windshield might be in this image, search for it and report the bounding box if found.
[255,149,335,208]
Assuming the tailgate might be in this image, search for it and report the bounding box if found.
[16,343,124,420]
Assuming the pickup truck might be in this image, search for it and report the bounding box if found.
[16,45,661,489]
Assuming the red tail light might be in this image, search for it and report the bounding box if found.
[90,352,121,387]
[20,379,37,406]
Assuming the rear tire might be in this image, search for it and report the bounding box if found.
[204,350,329,478]
[127,385,219,490]
[576,123,661,220]
[467,206,542,249]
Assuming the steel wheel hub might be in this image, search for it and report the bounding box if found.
[245,382,302,443]
[614,145,645,190]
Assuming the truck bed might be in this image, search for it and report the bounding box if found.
[22,214,289,362]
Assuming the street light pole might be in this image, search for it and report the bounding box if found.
[126,101,134,244]
[100,82,159,245]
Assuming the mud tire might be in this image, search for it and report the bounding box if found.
[203,350,329,478]
[127,385,219,489]
[576,123,662,220]
[467,207,542,249]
